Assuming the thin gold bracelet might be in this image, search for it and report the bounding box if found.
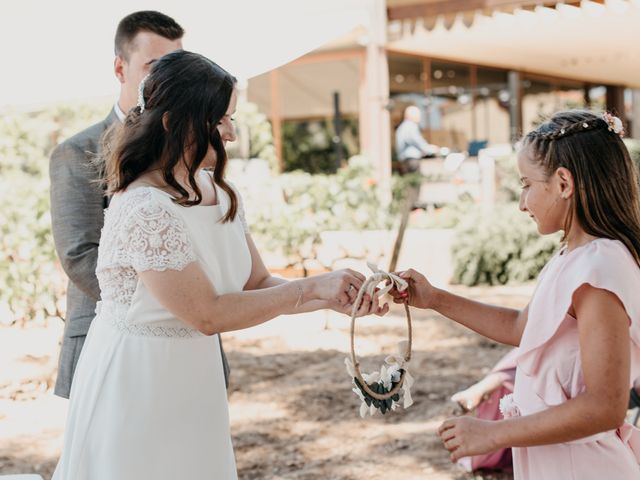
[294,282,304,308]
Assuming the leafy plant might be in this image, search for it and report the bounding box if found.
[0,101,109,325]
[248,156,404,275]
[225,99,277,172]
[282,117,359,174]
[451,203,560,286]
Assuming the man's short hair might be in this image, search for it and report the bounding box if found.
[115,11,184,59]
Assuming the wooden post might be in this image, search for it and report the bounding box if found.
[507,71,522,144]
[606,85,625,117]
[270,69,283,172]
[583,83,591,108]
[632,90,640,139]
[363,0,392,203]
[358,51,369,157]
[470,65,478,141]
[389,185,419,273]
[422,58,432,139]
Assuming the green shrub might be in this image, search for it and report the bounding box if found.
[224,100,277,172]
[624,139,640,174]
[451,203,560,286]
[282,117,359,174]
[0,101,109,325]
[249,156,398,273]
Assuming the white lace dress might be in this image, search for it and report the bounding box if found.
[52,184,251,480]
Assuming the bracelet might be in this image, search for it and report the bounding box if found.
[294,282,304,308]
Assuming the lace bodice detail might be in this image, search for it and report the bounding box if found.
[97,188,196,306]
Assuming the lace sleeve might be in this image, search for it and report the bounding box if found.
[120,194,197,273]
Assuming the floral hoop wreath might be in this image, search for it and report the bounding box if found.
[345,263,414,417]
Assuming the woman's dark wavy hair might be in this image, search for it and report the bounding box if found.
[106,49,238,222]
[522,109,640,266]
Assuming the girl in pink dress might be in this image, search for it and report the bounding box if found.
[391,110,640,479]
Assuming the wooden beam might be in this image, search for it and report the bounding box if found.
[386,0,592,20]
[388,0,556,20]
[288,48,365,67]
[387,49,617,89]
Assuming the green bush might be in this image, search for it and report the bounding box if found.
[282,117,359,174]
[624,139,640,174]
[224,100,277,172]
[451,203,560,286]
[0,101,109,325]
[249,156,413,274]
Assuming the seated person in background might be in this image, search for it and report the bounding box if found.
[394,105,439,174]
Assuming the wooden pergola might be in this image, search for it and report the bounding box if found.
[248,0,640,175]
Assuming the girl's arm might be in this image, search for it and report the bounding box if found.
[439,284,630,460]
[391,269,526,346]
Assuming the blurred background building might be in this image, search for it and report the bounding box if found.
[246,0,640,176]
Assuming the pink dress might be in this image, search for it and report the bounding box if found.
[511,238,640,479]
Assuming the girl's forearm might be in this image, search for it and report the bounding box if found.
[494,393,625,449]
[431,288,522,346]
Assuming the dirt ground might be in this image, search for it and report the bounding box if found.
[0,284,532,480]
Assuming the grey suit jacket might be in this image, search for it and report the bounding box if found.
[50,109,230,398]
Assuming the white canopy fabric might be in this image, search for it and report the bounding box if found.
[0,0,368,107]
[387,0,640,88]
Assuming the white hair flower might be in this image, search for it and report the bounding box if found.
[602,112,625,137]
[137,74,150,113]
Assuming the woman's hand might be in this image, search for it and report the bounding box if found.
[328,291,389,317]
[305,269,366,306]
[438,416,502,462]
[389,269,437,310]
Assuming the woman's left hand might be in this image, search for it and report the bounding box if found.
[329,292,389,317]
[437,416,501,462]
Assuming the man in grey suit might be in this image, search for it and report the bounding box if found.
[50,11,230,398]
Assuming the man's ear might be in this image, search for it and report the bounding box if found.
[114,56,126,84]
[556,167,574,199]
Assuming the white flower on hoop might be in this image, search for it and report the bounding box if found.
[345,341,414,418]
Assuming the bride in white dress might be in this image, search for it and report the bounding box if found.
[52,50,388,480]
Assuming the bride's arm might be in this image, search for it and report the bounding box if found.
[241,234,387,315]
[139,260,373,336]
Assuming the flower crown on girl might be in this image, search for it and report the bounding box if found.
[530,112,625,142]
[556,112,625,139]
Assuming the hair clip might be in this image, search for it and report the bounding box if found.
[137,74,150,113]
[602,112,625,138]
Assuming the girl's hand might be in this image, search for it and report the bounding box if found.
[389,268,436,309]
[437,416,501,462]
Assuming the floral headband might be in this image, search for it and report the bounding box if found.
[554,112,625,140]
